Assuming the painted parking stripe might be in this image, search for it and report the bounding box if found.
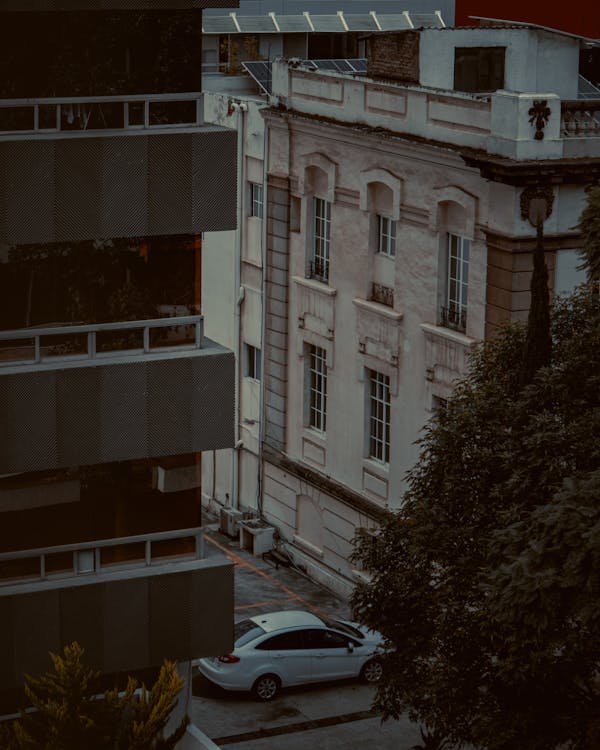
[211,710,377,745]
[205,533,326,618]
[235,596,296,610]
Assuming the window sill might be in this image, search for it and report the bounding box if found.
[293,275,337,296]
[304,427,326,442]
[420,322,477,347]
[353,297,403,321]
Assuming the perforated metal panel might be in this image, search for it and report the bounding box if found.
[104,578,150,673]
[0,129,237,245]
[0,347,235,475]
[0,560,235,690]
[60,585,104,669]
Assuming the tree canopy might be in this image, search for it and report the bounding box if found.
[576,183,600,282]
[0,643,187,750]
[351,284,600,750]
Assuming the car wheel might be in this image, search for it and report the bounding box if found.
[252,674,281,701]
[360,658,383,684]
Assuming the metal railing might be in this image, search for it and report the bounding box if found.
[371,282,394,308]
[440,305,467,332]
[561,100,600,137]
[0,92,204,138]
[0,527,205,587]
[308,258,329,284]
[0,315,204,367]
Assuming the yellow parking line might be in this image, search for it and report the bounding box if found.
[235,597,295,611]
[205,533,326,618]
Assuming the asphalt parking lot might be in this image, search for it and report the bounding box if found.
[188,522,422,750]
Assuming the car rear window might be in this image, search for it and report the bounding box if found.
[234,619,266,647]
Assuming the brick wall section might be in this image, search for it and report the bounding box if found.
[264,174,290,452]
[367,31,421,84]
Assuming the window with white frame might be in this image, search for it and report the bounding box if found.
[311,197,331,283]
[443,233,470,332]
[308,344,327,431]
[249,182,263,218]
[377,215,396,257]
[244,343,261,380]
[368,370,390,464]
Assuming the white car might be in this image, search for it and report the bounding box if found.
[194,610,385,700]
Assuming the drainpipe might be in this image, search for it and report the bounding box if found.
[230,98,248,511]
[257,111,270,519]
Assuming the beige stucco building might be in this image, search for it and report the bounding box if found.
[203,24,599,596]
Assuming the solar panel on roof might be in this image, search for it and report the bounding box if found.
[308,59,368,75]
[242,61,273,95]
[344,14,378,32]
[236,15,277,33]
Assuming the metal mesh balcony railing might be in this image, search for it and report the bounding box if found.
[0,93,203,139]
[0,315,204,367]
[0,527,206,588]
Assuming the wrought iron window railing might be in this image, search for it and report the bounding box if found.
[440,305,467,332]
[0,316,204,367]
[308,258,329,284]
[371,282,394,308]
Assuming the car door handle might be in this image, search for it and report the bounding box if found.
[315,654,326,658]
[273,654,284,659]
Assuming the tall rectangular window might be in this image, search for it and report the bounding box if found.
[308,344,327,432]
[244,344,261,380]
[311,197,331,283]
[368,370,390,464]
[377,215,396,257]
[444,233,469,332]
[249,182,263,218]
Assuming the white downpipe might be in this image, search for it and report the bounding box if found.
[257,115,270,519]
[231,101,245,511]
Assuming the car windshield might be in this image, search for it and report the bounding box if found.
[234,619,266,648]
[320,616,364,639]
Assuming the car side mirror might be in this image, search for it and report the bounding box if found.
[347,642,354,653]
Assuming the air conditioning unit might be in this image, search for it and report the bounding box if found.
[220,507,243,538]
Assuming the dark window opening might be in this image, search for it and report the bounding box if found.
[454,47,505,93]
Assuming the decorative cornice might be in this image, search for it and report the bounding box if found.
[461,153,600,186]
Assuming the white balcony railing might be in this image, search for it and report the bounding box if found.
[0,315,204,367]
[561,100,600,137]
[0,92,204,139]
[0,527,206,588]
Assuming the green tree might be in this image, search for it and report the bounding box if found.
[576,183,600,282]
[351,285,600,750]
[0,643,187,750]
[520,219,552,384]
